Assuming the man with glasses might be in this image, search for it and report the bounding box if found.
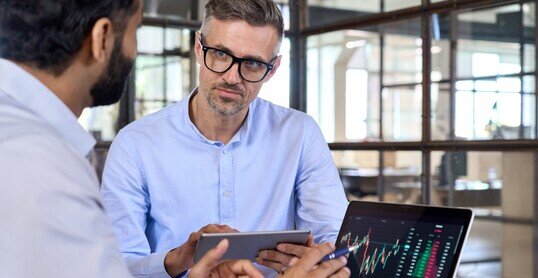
[101,0,349,277]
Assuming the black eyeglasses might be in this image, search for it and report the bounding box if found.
[199,35,277,83]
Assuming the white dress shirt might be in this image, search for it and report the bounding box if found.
[0,58,131,277]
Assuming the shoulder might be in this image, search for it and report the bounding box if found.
[123,102,182,132]
[0,129,99,207]
[0,95,53,143]
[0,96,94,181]
[251,97,314,127]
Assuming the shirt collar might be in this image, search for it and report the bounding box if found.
[183,87,252,146]
[0,58,96,158]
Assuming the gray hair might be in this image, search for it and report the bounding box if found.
[200,0,284,53]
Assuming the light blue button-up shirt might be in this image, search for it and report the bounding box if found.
[101,90,348,277]
[0,58,131,277]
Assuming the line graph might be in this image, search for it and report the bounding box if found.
[337,216,463,278]
[340,228,407,275]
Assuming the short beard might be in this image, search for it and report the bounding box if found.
[90,39,134,107]
[206,82,247,117]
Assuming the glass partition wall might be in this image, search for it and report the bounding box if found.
[305,0,537,277]
[83,0,537,276]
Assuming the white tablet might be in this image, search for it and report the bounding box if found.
[194,229,311,262]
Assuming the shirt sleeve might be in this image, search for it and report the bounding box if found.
[294,116,349,244]
[0,134,131,278]
[101,130,173,278]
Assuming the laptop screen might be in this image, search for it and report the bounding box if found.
[335,201,474,278]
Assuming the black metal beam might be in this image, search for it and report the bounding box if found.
[535,0,538,140]
[142,16,201,30]
[422,0,432,204]
[518,0,525,139]
[378,0,386,202]
[116,72,137,132]
[534,5,538,277]
[289,0,307,112]
[302,0,522,36]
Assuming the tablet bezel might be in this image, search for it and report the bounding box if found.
[194,229,311,263]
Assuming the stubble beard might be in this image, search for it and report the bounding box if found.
[205,84,247,118]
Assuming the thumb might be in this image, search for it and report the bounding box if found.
[306,235,317,247]
[189,239,229,277]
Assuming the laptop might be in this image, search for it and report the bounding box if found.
[335,201,474,278]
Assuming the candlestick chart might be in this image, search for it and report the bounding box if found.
[337,216,464,277]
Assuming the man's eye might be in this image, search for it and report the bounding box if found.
[244,60,263,70]
[215,51,227,58]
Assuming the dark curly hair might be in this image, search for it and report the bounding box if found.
[0,0,138,76]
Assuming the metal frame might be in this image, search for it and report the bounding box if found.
[378,0,386,202]
[422,0,433,204]
[303,0,538,207]
[299,0,536,271]
[289,0,308,111]
[302,0,522,36]
[532,1,538,277]
[118,15,202,129]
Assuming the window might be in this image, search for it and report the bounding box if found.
[307,2,537,275]
[135,26,192,118]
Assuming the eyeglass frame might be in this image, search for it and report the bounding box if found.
[198,34,278,83]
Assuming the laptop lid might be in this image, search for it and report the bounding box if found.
[335,201,474,278]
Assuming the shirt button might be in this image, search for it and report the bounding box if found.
[223,191,230,197]
[223,149,228,154]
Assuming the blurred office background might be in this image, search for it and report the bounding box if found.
[81,0,537,277]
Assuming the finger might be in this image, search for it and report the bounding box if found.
[199,224,223,233]
[328,267,351,278]
[200,224,238,234]
[184,231,203,251]
[257,250,296,266]
[276,243,311,258]
[312,256,347,277]
[288,257,299,266]
[227,259,264,278]
[255,257,288,273]
[306,235,317,247]
[216,224,240,233]
[294,243,335,271]
[188,239,229,277]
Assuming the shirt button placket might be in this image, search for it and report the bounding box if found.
[219,147,234,226]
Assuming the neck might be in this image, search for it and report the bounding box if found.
[189,92,248,145]
[16,63,93,117]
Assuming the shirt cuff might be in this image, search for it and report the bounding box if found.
[148,250,171,277]
[125,249,174,278]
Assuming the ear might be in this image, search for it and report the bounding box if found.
[194,31,204,65]
[90,18,116,64]
[263,55,282,82]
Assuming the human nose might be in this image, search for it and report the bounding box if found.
[221,62,242,84]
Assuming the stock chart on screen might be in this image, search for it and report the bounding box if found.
[337,216,465,278]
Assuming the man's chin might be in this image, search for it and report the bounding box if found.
[210,103,243,117]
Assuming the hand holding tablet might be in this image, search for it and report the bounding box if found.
[191,239,351,278]
[193,229,311,262]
